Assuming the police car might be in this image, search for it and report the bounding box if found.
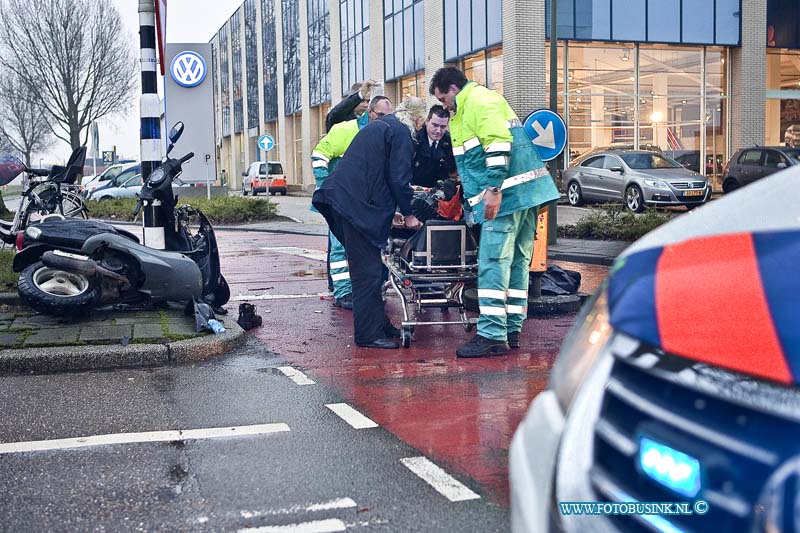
[510,165,800,532]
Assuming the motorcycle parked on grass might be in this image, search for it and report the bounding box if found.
[12,122,230,316]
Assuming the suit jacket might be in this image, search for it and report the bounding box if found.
[412,128,456,188]
[312,114,415,249]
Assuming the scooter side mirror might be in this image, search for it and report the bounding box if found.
[168,122,184,144]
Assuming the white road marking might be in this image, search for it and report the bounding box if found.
[239,518,346,533]
[261,246,327,262]
[233,292,332,302]
[240,498,357,519]
[0,424,290,455]
[325,403,378,429]
[400,456,481,502]
[278,366,316,386]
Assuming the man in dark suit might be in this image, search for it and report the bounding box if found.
[412,105,457,188]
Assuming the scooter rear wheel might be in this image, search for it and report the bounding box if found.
[18,261,100,316]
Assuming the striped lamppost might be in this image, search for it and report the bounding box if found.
[138,0,164,249]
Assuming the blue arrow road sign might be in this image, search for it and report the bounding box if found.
[258,134,275,151]
[523,109,567,161]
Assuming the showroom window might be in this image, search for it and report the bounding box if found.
[245,0,259,130]
[765,49,800,147]
[308,0,331,107]
[547,42,729,184]
[444,0,502,62]
[462,47,503,93]
[220,24,230,137]
[262,0,279,123]
[283,0,302,115]
[384,0,424,81]
[231,8,243,134]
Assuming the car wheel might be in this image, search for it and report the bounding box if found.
[723,178,739,193]
[625,185,645,213]
[567,181,584,206]
[269,191,276,196]
[280,190,287,196]
[242,184,248,196]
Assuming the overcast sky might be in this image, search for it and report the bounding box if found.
[42,0,242,166]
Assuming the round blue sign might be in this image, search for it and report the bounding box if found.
[170,51,207,88]
[523,109,567,161]
[258,134,275,151]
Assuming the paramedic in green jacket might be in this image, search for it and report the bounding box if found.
[429,67,560,358]
[311,96,394,309]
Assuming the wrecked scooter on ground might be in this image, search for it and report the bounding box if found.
[13,122,230,317]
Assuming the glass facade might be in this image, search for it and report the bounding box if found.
[262,0,279,123]
[340,0,370,96]
[231,9,244,134]
[383,0,424,81]
[765,50,800,146]
[767,0,800,49]
[308,0,331,107]
[245,0,259,129]
[462,47,503,93]
[444,0,502,62]
[545,0,741,46]
[212,42,220,139]
[548,42,729,184]
[220,24,230,137]
[283,0,302,115]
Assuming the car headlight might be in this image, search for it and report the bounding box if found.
[548,288,611,412]
[643,179,669,189]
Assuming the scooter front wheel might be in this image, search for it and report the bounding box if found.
[18,261,100,316]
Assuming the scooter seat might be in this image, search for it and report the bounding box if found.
[29,218,139,250]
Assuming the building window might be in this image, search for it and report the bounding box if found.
[245,0,259,130]
[308,0,331,107]
[547,41,729,185]
[766,49,800,147]
[220,24,230,137]
[444,0,502,62]
[262,0,278,123]
[461,47,503,93]
[340,0,370,97]
[545,0,741,46]
[231,9,244,134]
[383,0,424,81]
[283,0,302,115]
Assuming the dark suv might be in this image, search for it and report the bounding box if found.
[721,146,800,192]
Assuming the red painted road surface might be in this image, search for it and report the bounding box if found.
[219,230,608,505]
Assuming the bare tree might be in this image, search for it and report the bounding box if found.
[0,0,136,151]
[0,72,53,168]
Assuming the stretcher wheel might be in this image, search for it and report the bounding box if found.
[401,327,412,348]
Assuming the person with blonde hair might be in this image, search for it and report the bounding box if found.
[312,96,425,349]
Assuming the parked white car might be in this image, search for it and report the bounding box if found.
[89,173,142,201]
[83,163,139,198]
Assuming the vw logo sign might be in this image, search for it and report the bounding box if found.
[170,51,207,88]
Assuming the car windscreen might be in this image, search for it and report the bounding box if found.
[621,153,682,169]
[111,167,139,186]
[101,166,124,181]
[783,149,800,162]
[268,163,283,175]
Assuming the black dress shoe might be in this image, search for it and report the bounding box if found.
[356,338,400,349]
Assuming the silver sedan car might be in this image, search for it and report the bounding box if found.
[563,150,710,212]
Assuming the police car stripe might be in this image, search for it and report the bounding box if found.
[478,289,507,300]
[485,142,511,153]
[655,233,792,384]
[466,167,551,206]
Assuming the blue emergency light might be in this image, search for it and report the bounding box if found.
[639,437,701,498]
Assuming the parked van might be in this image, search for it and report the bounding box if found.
[242,161,287,196]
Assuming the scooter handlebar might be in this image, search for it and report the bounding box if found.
[178,152,194,164]
[132,199,143,217]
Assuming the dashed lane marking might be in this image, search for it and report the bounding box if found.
[0,424,291,454]
[278,366,316,385]
[240,497,357,519]
[400,456,481,502]
[239,518,346,533]
[233,292,332,302]
[260,246,327,262]
[325,403,378,429]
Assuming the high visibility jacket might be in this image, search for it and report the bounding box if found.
[310,114,367,213]
[449,81,560,222]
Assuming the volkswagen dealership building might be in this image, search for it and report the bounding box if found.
[209,0,800,192]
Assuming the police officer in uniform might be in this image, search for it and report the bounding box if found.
[412,105,456,188]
